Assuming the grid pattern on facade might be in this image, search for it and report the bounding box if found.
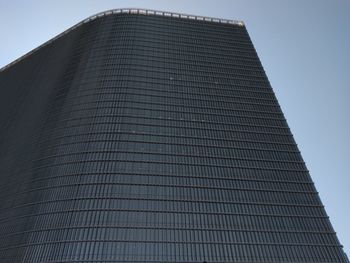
[0,12,348,262]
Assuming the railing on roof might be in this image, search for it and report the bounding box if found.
[0,8,244,72]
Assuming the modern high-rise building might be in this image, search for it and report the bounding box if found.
[0,8,348,263]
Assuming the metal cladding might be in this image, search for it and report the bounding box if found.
[0,9,348,262]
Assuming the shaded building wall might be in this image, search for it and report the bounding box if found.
[0,12,348,262]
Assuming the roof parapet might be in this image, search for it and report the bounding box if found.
[83,8,244,26]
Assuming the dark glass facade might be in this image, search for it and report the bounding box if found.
[0,9,348,263]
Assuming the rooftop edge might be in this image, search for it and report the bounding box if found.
[0,8,244,72]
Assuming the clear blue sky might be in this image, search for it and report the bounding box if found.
[0,0,349,256]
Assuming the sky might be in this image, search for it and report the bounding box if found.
[0,0,349,257]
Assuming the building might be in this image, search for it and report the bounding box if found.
[0,8,348,263]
